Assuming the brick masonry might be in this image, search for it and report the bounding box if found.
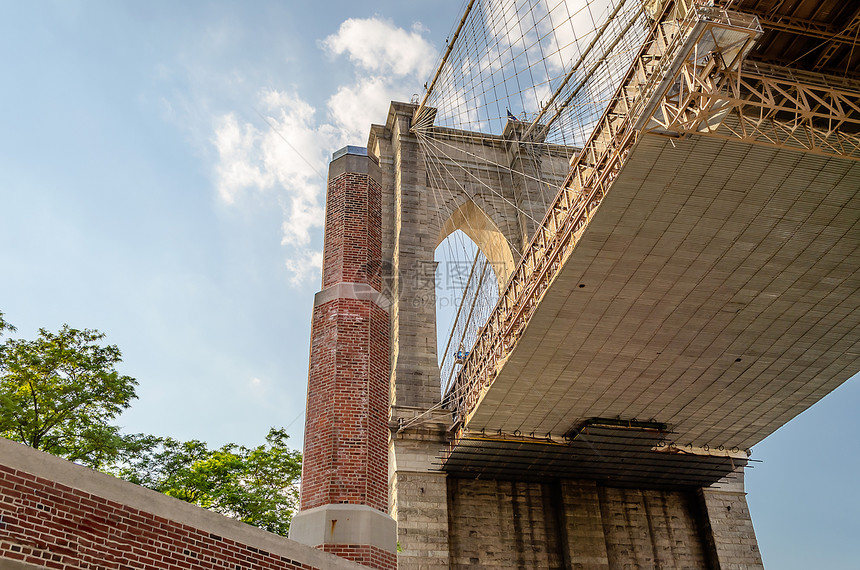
[294,148,395,570]
[321,545,397,570]
[301,152,388,513]
[300,297,389,513]
[0,438,364,570]
[320,168,383,291]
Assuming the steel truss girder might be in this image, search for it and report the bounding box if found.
[642,64,860,159]
[732,7,860,48]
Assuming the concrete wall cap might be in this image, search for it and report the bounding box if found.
[328,151,381,180]
[314,282,390,311]
[290,504,397,553]
[332,145,369,161]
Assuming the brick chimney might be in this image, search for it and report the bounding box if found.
[289,146,396,570]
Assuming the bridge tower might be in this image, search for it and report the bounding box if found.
[296,0,860,566]
[364,102,764,569]
[367,102,572,568]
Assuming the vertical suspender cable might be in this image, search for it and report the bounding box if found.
[439,247,481,382]
[413,0,477,131]
[521,0,631,141]
[532,3,645,140]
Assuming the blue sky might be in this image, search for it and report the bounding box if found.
[0,2,857,567]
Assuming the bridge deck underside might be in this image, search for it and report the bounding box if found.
[467,132,860,451]
[443,425,745,489]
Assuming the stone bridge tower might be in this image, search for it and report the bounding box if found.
[366,102,573,568]
[293,101,763,569]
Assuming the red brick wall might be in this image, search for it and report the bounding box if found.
[301,298,389,512]
[0,462,357,570]
[322,545,397,570]
[322,171,383,290]
[298,156,392,570]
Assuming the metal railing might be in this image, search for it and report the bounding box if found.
[438,254,499,397]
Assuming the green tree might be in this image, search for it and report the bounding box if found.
[0,314,302,535]
[0,311,15,336]
[0,323,138,469]
[114,428,302,535]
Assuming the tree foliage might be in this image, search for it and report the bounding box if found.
[113,428,302,536]
[0,311,15,336]
[0,323,138,469]
[0,314,302,535]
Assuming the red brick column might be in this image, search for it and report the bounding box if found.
[289,146,396,570]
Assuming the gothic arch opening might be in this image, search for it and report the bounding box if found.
[434,229,502,396]
[436,199,516,291]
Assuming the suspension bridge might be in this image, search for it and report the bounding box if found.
[4,1,857,569]
[295,0,860,567]
[404,0,860,488]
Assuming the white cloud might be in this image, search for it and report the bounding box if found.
[213,89,334,275]
[213,114,272,204]
[284,249,323,287]
[323,17,436,143]
[327,76,404,144]
[213,18,436,286]
[323,18,436,78]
